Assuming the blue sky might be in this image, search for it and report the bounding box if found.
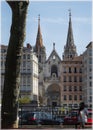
[1,1,92,59]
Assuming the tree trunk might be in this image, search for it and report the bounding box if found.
[1,1,29,128]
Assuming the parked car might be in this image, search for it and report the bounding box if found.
[63,109,93,127]
[85,109,93,126]
[63,111,78,125]
[54,116,64,124]
[19,111,60,125]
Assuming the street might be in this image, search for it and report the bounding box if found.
[18,124,92,129]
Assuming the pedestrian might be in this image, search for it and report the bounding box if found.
[78,102,88,129]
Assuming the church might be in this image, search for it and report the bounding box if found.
[33,11,83,108]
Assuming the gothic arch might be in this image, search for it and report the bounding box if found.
[46,84,61,106]
[51,65,58,77]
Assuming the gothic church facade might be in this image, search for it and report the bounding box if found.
[34,12,83,107]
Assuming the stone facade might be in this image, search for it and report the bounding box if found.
[34,13,84,107]
[82,42,92,107]
[1,44,39,102]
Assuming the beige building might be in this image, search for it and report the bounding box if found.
[61,56,83,108]
[1,44,39,102]
[61,11,83,108]
[82,42,92,108]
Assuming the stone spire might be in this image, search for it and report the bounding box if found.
[34,15,46,64]
[63,10,77,60]
[35,15,43,52]
[66,9,74,46]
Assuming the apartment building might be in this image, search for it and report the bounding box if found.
[82,42,92,108]
[1,44,39,102]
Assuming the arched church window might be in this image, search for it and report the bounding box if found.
[51,65,58,77]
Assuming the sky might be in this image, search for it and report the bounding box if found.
[1,0,92,59]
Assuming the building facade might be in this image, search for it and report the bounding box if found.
[61,11,83,108]
[82,42,92,107]
[34,12,84,107]
[1,44,39,102]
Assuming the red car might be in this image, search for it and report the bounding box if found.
[63,109,93,127]
[63,111,78,125]
[85,109,93,126]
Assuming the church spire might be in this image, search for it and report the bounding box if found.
[66,9,74,47]
[35,15,43,52]
[63,10,77,60]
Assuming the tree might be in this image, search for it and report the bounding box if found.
[19,96,31,104]
[1,0,29,128]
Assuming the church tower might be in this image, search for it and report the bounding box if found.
[63,10,77,60]
[34,15,46,66]
[61,10,83,108]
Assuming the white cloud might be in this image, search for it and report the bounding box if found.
[73,17,91,24]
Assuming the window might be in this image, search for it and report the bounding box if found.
[69,76,72,82]
[89,49,92,56]
[1,61,3,66]
[80,95,82,100]
[74,76,77,82]
[89,67,92,72]
[1,49,6,53]
[51,65,58,77]
[74,67,77,73]
[23,54,26,59]
[27,54,30,59]
[79,68,82,73]
[69,104,72,108]
[64,95,67,100]
[89,96,92,102]
[23,61,26,67]
[69,86,72,91]
[79,77,82,82]
[63,104,67,107]
[74,86,77,91]
[63,76,66,82]
[69,95,72,100]
[64,86,67,91]
[79,86,82,91]
[63,67,66,73]
[89,58,92,64]
[69,67,71,73]
[89,76,92,79]
[74,95,77,100]
[89,81,92,87]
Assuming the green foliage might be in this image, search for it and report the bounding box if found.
[19,96,31,104]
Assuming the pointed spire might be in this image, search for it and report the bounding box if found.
[68,9,71,21]
[53,42,55,50]
[63,10,77,59]
[66,9,74,47]
[35,15,43,52]
[38,14,40,29]
[38,14,40,24]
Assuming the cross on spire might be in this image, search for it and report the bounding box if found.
[53,42,55,50]
[38,14,40,25]
[68,9,71,18]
